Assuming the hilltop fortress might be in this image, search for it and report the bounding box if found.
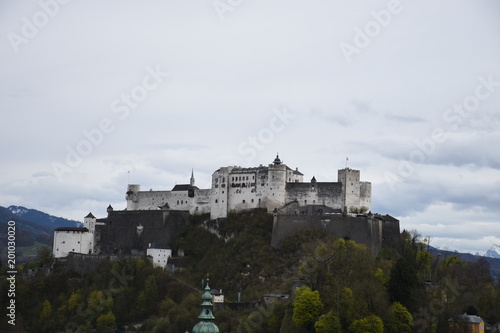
[54,155,400,264]
[126,154,372,219]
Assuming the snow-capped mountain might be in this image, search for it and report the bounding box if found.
[8,205,82,228]
[485,244,500,259]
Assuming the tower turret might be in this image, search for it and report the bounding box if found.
[192,282,220,333]
[84,212,96,233]
[273,153,282,165]
[190,169,195,187]
[126,184,140,210]
[267,154,287,211]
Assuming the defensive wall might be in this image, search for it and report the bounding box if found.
[271,210,401,256]
[53,252,147,275]
[94,208,189,255]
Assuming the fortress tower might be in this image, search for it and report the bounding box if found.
[338,168,371,213]
[126,184,141,210]
[266,154,288,211]
[83,212,96,233]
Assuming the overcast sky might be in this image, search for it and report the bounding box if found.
[1,0,499,254]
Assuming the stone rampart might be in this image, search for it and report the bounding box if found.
[271,213,399,256]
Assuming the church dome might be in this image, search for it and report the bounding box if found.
[192,321,219,333]
[273,154,282,165]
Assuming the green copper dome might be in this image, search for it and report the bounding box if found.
[192,283,219,333]
[192,321,219,333]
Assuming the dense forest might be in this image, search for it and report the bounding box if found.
[1,209,499,332]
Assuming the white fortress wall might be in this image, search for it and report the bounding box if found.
[125,157,371,219]
[53,230,93,258]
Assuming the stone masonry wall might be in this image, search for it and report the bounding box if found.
[271,214,384,256]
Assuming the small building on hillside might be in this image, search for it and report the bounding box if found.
[210,289,225,311]
[53,212,98,258]
[53,227,91,258]
[448,314,485,333]
[146,245,172,269]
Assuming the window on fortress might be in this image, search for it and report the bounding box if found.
[251,199,254,203]
[242,200,245,203]
[215,199,218,203]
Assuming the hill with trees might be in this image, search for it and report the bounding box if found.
[0,205,81,263]
[1,209,499,332]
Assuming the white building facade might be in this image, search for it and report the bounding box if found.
[53,213,97,258]
[147,247,172,269]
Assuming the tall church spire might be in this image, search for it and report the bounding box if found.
[190,169,195,187]
[192,282,219,333]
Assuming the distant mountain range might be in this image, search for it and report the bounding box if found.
[0,205,81,247]
[429,246,500,278]
[7,205,82,229]
[485,244,500,259]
